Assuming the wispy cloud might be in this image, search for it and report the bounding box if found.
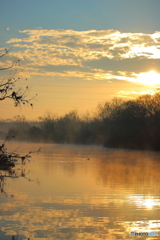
[4,29,160,85]
[117,89,157,98]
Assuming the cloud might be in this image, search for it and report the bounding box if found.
[117,90,157,96]
[4,28,160,83]
[114,89,159,99]
[83,57,160,73]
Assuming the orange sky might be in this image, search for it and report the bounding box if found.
[1,2,160,120]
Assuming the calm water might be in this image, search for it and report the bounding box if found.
[0,143,160,240]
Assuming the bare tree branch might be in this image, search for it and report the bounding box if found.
[0,48,36,107]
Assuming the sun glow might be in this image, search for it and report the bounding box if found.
[130,45,160,59]
[129,196,159,210]
[144,198,155,210]
[137,71,160,86]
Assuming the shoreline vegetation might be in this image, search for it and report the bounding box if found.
[1,92,160,151]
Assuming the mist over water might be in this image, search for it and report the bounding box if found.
[2,93,160,151]
[0,143,160,239]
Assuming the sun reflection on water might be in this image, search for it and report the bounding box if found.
[1,143,160,239]
[128,195,160,210]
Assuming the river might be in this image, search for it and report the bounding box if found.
[0,143,160,239]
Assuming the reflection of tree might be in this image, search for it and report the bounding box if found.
[95,151,160,195]
[0,138,40,197]
[0,162,30,197]
[0,175,7,196]
[11,235,30,240]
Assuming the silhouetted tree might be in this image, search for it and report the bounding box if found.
[0,48,37,175]
[3,90,160,151]
[0,48,36,107]
[39,112,57,142]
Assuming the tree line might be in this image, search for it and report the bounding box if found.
[3,92,160,151]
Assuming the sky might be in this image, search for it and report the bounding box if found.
[0,0,160,120]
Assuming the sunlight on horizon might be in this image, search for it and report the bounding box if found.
[137,71,160,86]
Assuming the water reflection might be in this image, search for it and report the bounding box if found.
[0,143,160,239]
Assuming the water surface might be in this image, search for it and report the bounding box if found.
[0,143,160,239]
